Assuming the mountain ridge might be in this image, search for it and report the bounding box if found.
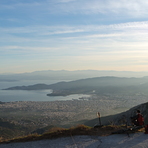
[1,70,148,82]
[3,76,148,97]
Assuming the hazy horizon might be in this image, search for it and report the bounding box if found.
[1,69,148,75]
[1,69,148,80]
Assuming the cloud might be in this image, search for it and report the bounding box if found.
[54,0,148,17]
[54,0,77,3]
[0,46,58,53]
[1,1,148,73]
[1,0,148,17]
[1,21,148,60]
[0,21,148,54]
[1,21,148,35]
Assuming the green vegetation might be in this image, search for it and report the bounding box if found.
[0,118,29,140]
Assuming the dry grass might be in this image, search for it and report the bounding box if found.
[0,124,144,144]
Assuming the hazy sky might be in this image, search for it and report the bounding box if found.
[1,0,148,73]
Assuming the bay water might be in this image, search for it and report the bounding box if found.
[0,80,89,102]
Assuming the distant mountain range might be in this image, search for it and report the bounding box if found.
[1,70,148,82]
[3,76,148,96]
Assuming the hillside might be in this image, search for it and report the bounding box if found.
[85,101,148,127]
[0,114,147,148]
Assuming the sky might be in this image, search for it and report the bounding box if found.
[1,0,148,74]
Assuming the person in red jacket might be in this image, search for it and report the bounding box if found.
[131,110,144,126]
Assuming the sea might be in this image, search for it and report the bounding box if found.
[0,80,89,102]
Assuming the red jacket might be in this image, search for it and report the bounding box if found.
[137,113,144,126]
